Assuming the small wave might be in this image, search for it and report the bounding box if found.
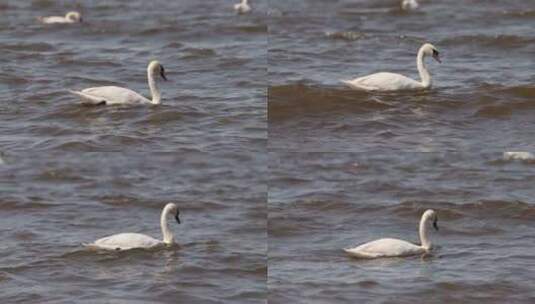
[440,35,535,48]
[325,31,365,41]
[392,200,535,220]
[268,83,393,121]
[2,42,56,53]
[230,24,267,34]
[181,47,216,59]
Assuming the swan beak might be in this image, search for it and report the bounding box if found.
[160,69,168,81]
[432,50,441,63]
[433,218,439,231]
[175,210,181,224]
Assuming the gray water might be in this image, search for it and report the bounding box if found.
[1,0,535,303]
[268,0,535,152]
[268,152,535,303]
[1,152,266,303]
[0,0,266,151]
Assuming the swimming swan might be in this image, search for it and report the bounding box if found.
[344,209,438,258]
[70,60,167,105]
[234,0,251,14]
[39,11,82,24]
[86,203,180,250]
[341,43,441,91]
[401,0,419,10]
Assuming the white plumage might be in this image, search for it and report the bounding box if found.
[341,43,441,91]
[86,203,181,250]
[39,11,82,24]
[344,209,439,258]
[234,0,251,14]
[70,60,167,105]
[401,0,419,11]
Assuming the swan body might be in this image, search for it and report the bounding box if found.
[344,209,438,258]
[341,43,441,91]
[234,0,251,14]
[401,0,419,10]
[39,11,82,24]
[503,151,535,161]
[70,60,167,105]
[86,203,180,250]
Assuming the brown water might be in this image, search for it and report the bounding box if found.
[268,0,535,152]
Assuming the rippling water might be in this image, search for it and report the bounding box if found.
[0,152,266,303]
[2,0,535,303]
[268,0,535,152]
[0,0,266,151]
[268,152,535,303]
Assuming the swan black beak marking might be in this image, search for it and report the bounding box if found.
[160,66,168,81]
[433,217,439,231]
[175,209,180,224]
[432,49,441,63]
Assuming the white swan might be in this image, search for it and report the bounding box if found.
[401,0,419,10]
[70,60,167,105]
[344,209,438,258]
[503,151,535,161]
[341,43,441,91]
[38,11,82,24]
[86,203,180,250]
[234,0,251,14]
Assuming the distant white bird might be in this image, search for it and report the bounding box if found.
[341,43,441,91]
[86,203,181,250]
[401,0,419,10]
[503,151,535,161]
[344,209,439,258]
[234,0,251,14]
[38,11,82,24]
[70,60,167,105]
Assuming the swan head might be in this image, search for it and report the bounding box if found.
[148,60,168,81]
[422,209,438,231]
[401,0,419,10]
[164,202,180,224]
[421,43,441,63]
[66,11,82,22]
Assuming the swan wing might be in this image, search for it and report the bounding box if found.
[39,16,71,24]
[89,233,162,250]
[71,86,150,105]
[342,72,423,91]
[344,238,424,258]
[235,3,251,13]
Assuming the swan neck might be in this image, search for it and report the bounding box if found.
[161,208,174,244]
[147,68,161,105]
[417,49,431,88]
[419,216,431,250]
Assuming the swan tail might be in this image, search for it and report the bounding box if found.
[343,248,377,258]
[69,90,107,105]
[340,79,375,91]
